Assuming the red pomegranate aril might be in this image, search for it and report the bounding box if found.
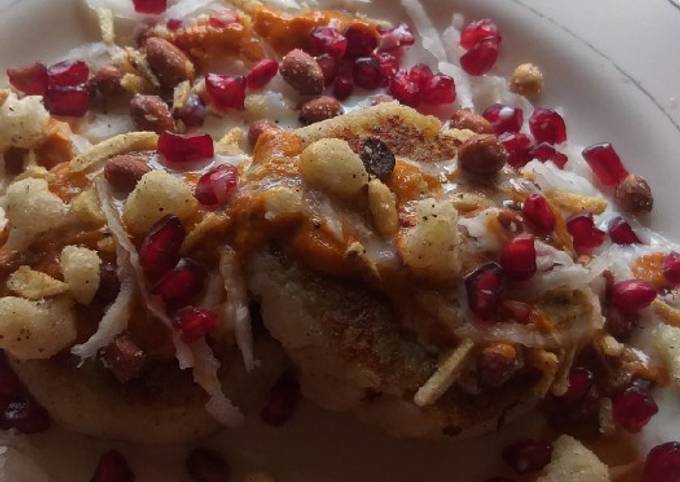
[174,95,207,128]
[421,74,456,105]
[566,214,605,253]
[522,194,556,233]
[316,54,338,84]
[153,260,205,309]
[139,215,185,281]
[408,63,434,89]
[309,26,347,58]
[483,103,523,135]
[246,59,278,90]
[195,164,239,209]
[500,132,532,168]
[353,57,382,90]
[501,234,537,280]
[166,18,183,31]
[612,280,657,314]
[613,381,658,433]
[91,450,135,482]
[133,0,167,14]
[344,25,378,58]
[261,373,300,426]
[48,59,89,88]
[663,252,680,285]
[205,73,246,111]
[174,307,218,342]
[582,143,629,187]
[460,38,499,76]
[186,448,230,482]
[389,71,419,107]
[158,132,214,166]
[608,216,641,245]
[1,394,51,434]
[44,86,90,117]
[378,22,415,51]
[529,107,567,145]
[528,142,568,169]
[503,439,553,474]
[373,52,399,82]
[333,76,354,100]
[558,367,594,406]
[7,62,48,95]
[460,18,501,49]
[465,262,505,321]
[643,441,680,482]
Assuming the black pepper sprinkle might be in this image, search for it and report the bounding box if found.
[360,138,395,182]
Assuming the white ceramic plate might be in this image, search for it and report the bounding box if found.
[1,0,679,480]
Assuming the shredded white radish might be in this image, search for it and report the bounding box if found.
[192,339,245,427]
[220,246,256,372]
[401,0,447,62]
[522,159,599,196]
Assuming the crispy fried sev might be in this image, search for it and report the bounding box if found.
[414,339,474,407]
[653,298,680,327]
[536,435,609,482]
[70,132,158,172]
[546,190,608,216]
[7,266,68,300]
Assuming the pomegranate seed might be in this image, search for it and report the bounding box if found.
[309,27,347,58]
[205,73,246,111]
[522,194,556,233]
[1,394,50,433]
[528,142,568,169]
[501,234,537,280]
[421,74,456,105]
[344,25,378,58]
[613,380,658,433]
[174,95,207,128]
[133,0,167,14]
[44,86,90,117]
[408,63,434,89]
[566,214,605,253]
[158,132,214,166]
[500,132,532,168]
[195,164,239,209]
[612,280,657,314]
[333,77,354,100]
[353,57,382,90]
[246,59,278,90]
[186,448,230,482]
[460,18,501,49]
[529,108,567,145]
[663,252,680,285]
[460,38,499,76]
[174,307,218,342]
[261,373,300,426]
[483,103,523,135]
[465,262,505,321]
[389,71,419,107]
[91,450,134,482]
[153,259,205,309]
[643,442,680,482]
[139,215,185,281]
[608,216,641,245]
[378,22,415,51]
[557,367,594,406]
[373,52,399,82]
[166,18,183,31]
[7,63,48,95]
[582,143,629,187]
[316,54,338,84]
[48,60,89,87]
[503,439,553,474]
